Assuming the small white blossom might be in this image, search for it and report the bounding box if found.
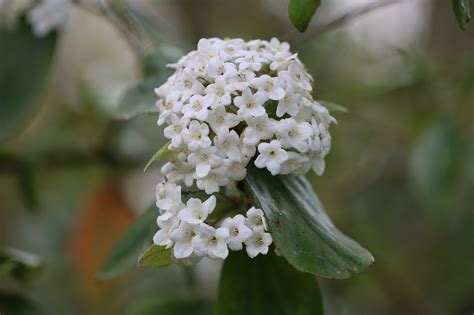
[251,75,286,101]
[255,140,288,175]
[192,224,230,259]
[170,221,200,259]
[245,228,273,258]
[178,195,216,224]
[183,94,215,121]
[182,120,212,151]
[214,130,242,162]
[221,215,252,250]
[245,207,267,230]
[187,146,222,178]
[234,88,267,118]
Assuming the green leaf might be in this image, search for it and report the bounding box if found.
[130,298,213,315]
[409,122,462,213]
[244,166,374,279]
[0,20,57,140]
[137,245,173,267]
[0,248,43,282]
[0,292,44,315]
[452,0,471,30]
[114,79,159,120]
[114,47,182,120]
[99,204,158,279]
[317,100,348,115]
[143,47,183,78]
[288,0,321,32]
[216,250,323,315]
[144,141,173,172]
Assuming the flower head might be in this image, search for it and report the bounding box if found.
[153,37,335,261]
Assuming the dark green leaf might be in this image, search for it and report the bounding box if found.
[0,20,57,140]
[99,204,158,279]
[0,248,42,282]
[288,0,321,32]
[0,292,44,315]
[245,166,374,279]
[452,0,471,30]
[130,298,213,315]
[216,250,323,315]
[137,245,173,267]
[144,141,173,172]
[317,100,348,115]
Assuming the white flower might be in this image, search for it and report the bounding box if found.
[157,91,183,125]
[183,94,215,121]
[251,75,286,101]
[205,76,235,107]
[206,57,238,79]
[221,215,252,250]
[182,120,212,151]
[268,52,298,71]
[196,166,230,194]
[164,114,189,149]
[234,88,267,118]
[255,140,288,175]
[192,224,230,259]
[170,221,200,259]
[276,87,300,117]
[156,183,182,213]
[197,38,218,59]
[279,61,312,91]
[268,37,290,53]
[280,152,310,175]
[276,118,313,152]
[245,207,267,230]
[187,146,222,178]
[214,130,242,162]
[242,114,274,146]
[177,71,205,102]
[245,228,273,258]
[207,106,239,137]
[235,50,266,71]
[226,161,247,181]
[178,195,216,224]
[153,215,179,248]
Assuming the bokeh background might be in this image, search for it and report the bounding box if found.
[0,0,473,314]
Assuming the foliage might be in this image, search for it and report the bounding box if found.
[0,20,57,140]
[288,0,322,32]
[452,0,471,30]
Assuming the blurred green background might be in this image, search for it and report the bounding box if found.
[0,0,473,314]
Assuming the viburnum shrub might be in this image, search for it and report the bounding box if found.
[1,1,387,312]
[153,38,336,261]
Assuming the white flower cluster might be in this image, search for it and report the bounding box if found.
[154,183,272,261]
[155,38,335,193]
[0,0,71,37]
[153,37,335,261]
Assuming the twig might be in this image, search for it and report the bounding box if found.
[284,0,407,45]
